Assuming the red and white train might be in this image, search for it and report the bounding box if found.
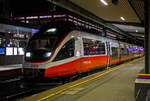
[22,21,144,81]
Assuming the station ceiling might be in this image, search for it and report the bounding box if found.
[69,0,144,40]
[71,0,140,23]
[1,0,144,41]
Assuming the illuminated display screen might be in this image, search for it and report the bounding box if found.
[18,48,24,55]
[6,47,13,55]
[0,48,5,55]
[14,47,17,55]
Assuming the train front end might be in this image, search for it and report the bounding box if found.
[22,21,74,81]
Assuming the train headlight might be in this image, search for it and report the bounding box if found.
[45,52,52,57]
[26,52,31,57]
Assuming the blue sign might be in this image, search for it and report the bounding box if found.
[0,48,5,55]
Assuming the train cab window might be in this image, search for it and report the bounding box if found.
[53,39,75,61]
[112,47,118,59]
[83,38,105,55]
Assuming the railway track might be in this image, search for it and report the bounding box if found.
[0,77,61,101]
[0,70,98,101]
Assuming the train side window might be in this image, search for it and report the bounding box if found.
[89,39,96,55]
[126,46,130,56]
[124,46,128,56]
[121,48,124,57]
[96,41,105,55]
[128,47,133,55]
[83,38,91,55]
[121,48,127,57]
[83,38,105,55]
[53,39,75,61]
[112,47,118,59]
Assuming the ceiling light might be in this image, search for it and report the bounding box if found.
[100,0,108,6]
[120,17,125,21]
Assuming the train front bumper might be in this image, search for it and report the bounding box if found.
[22,68,45,80]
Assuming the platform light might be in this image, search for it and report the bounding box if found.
[100,0,108,6]
[120,17,125,21]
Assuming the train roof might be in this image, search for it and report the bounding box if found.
[31,20,141,46]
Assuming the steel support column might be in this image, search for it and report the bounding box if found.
[145,0,150,73]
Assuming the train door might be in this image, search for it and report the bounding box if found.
[106,42,110,67]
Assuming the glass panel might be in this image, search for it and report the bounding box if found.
[83,38,105,55]
[112,47,118,59]
[27,37,58,51]
[53,39,75,61]
[6,47,13,56]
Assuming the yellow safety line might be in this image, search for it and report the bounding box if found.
[138,74,150,76]
[106,67,111,70]
[37,58,142,101]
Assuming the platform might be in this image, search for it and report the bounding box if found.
[0,64,22,81]
[22,57,144,101]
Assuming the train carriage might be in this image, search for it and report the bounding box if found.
[22,21,144,81]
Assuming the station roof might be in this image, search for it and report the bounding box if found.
[59,0,144,41]
[0,0,144,42]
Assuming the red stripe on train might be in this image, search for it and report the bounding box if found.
[44,56,108,77]
[44,55,139,77]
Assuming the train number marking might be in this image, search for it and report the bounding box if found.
[83,61,91,64]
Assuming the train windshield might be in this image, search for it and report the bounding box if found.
[25,21,74,62]
[25,35,60,62]
[27,37,58,51]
